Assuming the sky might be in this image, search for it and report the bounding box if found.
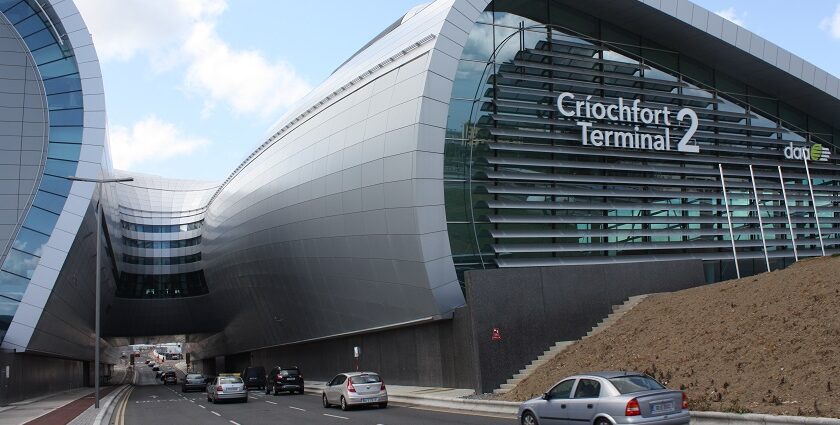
[71,1,840,182]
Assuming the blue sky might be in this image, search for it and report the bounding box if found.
[72,1,840,182]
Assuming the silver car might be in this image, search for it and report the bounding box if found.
[206,375,248,404]
[321,372,388,411]
[518,372,689,425]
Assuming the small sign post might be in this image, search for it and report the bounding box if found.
[491,327,502,342]
[353,346,360,371]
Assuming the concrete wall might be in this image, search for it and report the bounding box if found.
[221,315,476,390]
[0,352,85,406]
[463,260,707,393]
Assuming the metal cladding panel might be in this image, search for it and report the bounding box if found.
[2,0,108,352]
[196,0,488,357]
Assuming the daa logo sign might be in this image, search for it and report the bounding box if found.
[784,142,830,162]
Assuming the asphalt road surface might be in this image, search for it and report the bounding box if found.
[124,361,516,425]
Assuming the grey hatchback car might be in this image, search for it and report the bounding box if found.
[518,372,689,425]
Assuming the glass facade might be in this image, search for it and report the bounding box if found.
[122,253,202,266]
[123,236,202,249]
[116,271,210,299]
[120,220,204,233]
[0,0,84,340]
[444,0,840,285]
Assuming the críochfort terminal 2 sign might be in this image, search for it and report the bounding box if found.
[556,92,699,153]
[556,92,829,162]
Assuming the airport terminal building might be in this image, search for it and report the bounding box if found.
[2,0,840,402]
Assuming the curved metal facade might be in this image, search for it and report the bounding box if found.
[0,0,107,351]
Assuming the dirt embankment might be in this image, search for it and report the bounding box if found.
[498,256,840,417]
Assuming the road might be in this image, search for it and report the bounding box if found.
[123,360,516,425]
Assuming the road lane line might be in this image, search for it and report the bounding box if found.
[289,406,306,411]
[323,413,349,420]
[199,405,206,409]
[229,421,240,425]
[211,411,221,416]
[265,400,278,405]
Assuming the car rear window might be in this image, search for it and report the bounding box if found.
[165,372,176,376]
[220,377,243,384]
[350,374,381,384]
[186,374,203,379]
[280,369,300,376]
[609,375,665,394]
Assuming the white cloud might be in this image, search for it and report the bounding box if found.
[74,0,225,65]
[109,116,210,169]
[716,7,746,27]
[75,0,311,118]
[820,4,840,39]
[182,22,312,117]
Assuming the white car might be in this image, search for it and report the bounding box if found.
[322,372,387,411]
[206,375,248,404]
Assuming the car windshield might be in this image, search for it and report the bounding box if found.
[220,377,243,384]
[186,374,203,379]
[350,374,381,384]
[609,375,666,394]
[280,369,299,376]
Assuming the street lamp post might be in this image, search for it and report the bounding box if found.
[67,175,133,408]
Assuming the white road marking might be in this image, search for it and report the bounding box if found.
[265,400,278,405]
[323,413,349,420]
[189,400,195,403]
[211,411,221,417]
[229,421,240,425]
[289,406,306,411]
[199,405,206,409]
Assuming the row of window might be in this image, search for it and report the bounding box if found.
[122,253,202,266]
[115,271,210,299]
[122,236,202,249]
[120,220,203,233]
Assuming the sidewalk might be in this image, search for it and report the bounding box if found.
[302,381,519,416]
[0,365,133,425]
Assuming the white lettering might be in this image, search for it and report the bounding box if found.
[557,92,575,117]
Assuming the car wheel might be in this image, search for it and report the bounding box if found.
[340,396,349,411]
[265,386,270,395]
[322,394,330,408]
[273,388,279,396]
[379,402,388,408]
[522,411,539,425]
[298,389,304,395]
[207,395,212,403]
[243,397,248,403]
[595,418,611,425]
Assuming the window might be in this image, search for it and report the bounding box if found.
[609,375,665,394]
[548,379,574,399]
[573,379,601,398]
[350,374,381,384]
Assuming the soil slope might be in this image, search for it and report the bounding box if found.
[499,256,840,417]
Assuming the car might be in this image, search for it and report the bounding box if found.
[152,365,160,371]
[241,366,266,390]
[182,374,207,392]
[265,366,304,395]
[206,375,248,404]
[144,360,150,364]
[162,371,177,385]
[322,372,387,411]
[517,372,689,425]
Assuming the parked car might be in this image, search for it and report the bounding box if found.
[162,371,177,385]
[152,365,160,372]
[241,366,266,390]
[206,375,248,404]
[144,360,150,364]
[517,372,689,425]
[148,362,155,368]
[182,374,206,392]
[322,372,387,411]
[265,366,304,395]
